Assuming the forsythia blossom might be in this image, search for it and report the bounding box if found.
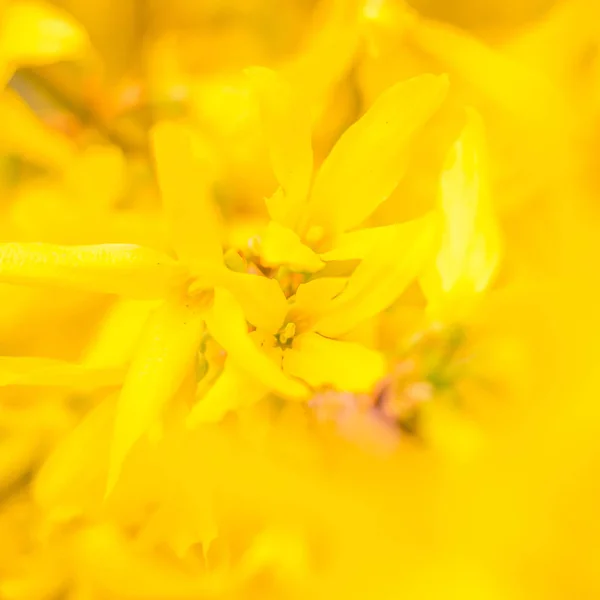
[0,1,598,599]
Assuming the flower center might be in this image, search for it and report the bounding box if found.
[276,322,296,348]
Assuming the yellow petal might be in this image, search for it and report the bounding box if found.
[283,332,386,393]
[0,0,89,66]
[287,277,347,332]
[261,221,324,272]
[0,356,125,389]
[108,299,205,492]
[421,109,502,316]
[205,287,308,399]
[151,121,223,264]
[315,213,439,338]
[321,223,412,262]
[187,359,267,427]
[305,74,449,236]
[0,243,187,299]
[246,67,313,227]
[217,269,289,333]
[34,395,115,518]
[83,299,160,368]
[75,524,228,600]
[0,90,75,170]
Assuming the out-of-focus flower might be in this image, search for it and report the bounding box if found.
[0,1,599,599]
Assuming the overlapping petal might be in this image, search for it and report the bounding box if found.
[304,74,449,236]
[108,298,206,492]
[204,287,308,399]
[315,213,440,337]
[261,221,324,273]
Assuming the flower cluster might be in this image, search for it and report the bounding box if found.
[0,0,599,598]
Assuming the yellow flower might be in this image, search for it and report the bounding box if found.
[0,121,307,492]
[248,66,448,272]
[189,210,439,425]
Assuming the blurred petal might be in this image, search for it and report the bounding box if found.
[315,213,439,337]
[261,221,324,272]
[151,121,223,264]
[205,287,308,399]
[247,67,313,227]
[0,0,89,66]
[0,243,187,298]
[305,74,448,235]
[287,277,347,332]
[108,299,205,492]
[421,109,502,316]
[64,144,126,212]
[0,90,75,170]
[283,332,386,393]
[187,359,267,427]
[75,524,227,600]
[0,356,124,388]
[34,396,116,518]
[83,299,160,368]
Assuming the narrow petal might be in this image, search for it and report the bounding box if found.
[205,288,309,399]
[315,213,439,338]
[246,67,313,227]
[305,74,448,236]
[0,243,187,298]
[421,109,502,315]
[261,221,324,273]
[108,299,205,492]
[187,360,267,427]
[283,332,386,393]
[151,121,223,264]
[321,223,411,262]
[0,1,89,66]
[0,356,125,389]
